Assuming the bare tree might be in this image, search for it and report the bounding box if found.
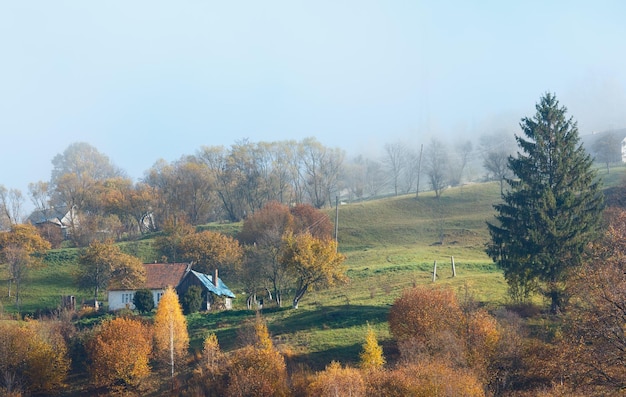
[449,140,473,186]
[299,138,344,208]
[0,186,24,227]
[383,142,407,196]
[424,138,449,199]
[479,132,516,194]
[591,132,622,173]
[28,181,50,212]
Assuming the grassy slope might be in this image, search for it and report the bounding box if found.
[4,165,623,370]
[186,182,509,370]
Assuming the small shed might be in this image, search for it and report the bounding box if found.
[177,269,236,310]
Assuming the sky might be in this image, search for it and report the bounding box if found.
[2,1,626,209]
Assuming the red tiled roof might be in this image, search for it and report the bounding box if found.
[143,263,189,289]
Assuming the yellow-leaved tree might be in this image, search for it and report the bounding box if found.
[0,320,70,395]
[87,317,153,389]
[0,224,51,310]
[179,230,243,275]
[154,286,189,378]
[76,239,146,303]
[359,325,385,371]
[225,316,289,397]
[280,232,347,308]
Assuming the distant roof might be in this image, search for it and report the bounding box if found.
[26,206,69,226]
[143,263,190,290]
[189,270,236,298]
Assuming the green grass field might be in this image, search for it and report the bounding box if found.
[2,166,624,370]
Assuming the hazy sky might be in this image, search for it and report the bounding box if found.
[2,1,626,203]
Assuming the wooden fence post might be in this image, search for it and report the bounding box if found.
[432,260,437,282]
[451,256,456,277]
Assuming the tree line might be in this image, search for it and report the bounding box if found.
[0,131,530,243]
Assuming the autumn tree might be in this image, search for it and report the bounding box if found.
[239,201,295,307]
[153,216,195,263]
[0,320,70,395]
[359,325,385,370]
[388,286,464,362]
[143,156,217,226]
[76,239,146,303]
[0,224,51,310]
[87,317,153,389]
[154,286,189,378]
[49,142,125,243]
[561,207,626,392]
[487,93,604,313]
[225,317,289,397]
[388,285,499,384]
[280,232,346,308]
[94,177,155,237]
[179,230,243,276]
[290,203,334,240]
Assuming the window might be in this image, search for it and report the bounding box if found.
[122,293,134,304]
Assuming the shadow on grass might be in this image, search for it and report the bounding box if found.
[269,304,389,335]
[186,304,390,352]
[287,338,400,371]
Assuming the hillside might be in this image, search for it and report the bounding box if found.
[2,168,624,374]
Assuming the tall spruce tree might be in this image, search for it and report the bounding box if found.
[486,93,604,313]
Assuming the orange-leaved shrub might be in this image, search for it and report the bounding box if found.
[388,285,500,390]
[307,361,366,397]
[224,318,289,397]
[366,361,485,397]
[87,316,153,389]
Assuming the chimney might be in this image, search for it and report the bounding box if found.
[213,268,219,288]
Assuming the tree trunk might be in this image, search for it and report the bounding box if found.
[292,286,307,309]
[170,321,175,378]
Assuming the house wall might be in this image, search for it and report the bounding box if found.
[108,289,166,311]
[177,276,211,310]
[108,290,137,311]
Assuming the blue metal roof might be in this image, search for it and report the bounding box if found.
[190,270,236,298]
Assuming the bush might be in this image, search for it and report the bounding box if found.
[308,361,365,397]
[87,317,153,389]
[0,320,70,395]
[133,289,155,313]
[182,285,204,314]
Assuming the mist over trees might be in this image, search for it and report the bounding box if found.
[0,117,618,244]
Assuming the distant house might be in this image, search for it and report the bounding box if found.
[107,263,235,311]
[26,206,74,238]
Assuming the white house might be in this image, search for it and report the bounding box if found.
[108,262,190,311]
[108,263,236,311]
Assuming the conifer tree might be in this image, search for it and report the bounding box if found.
[487,93,604,313]
[154,286,189,377]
